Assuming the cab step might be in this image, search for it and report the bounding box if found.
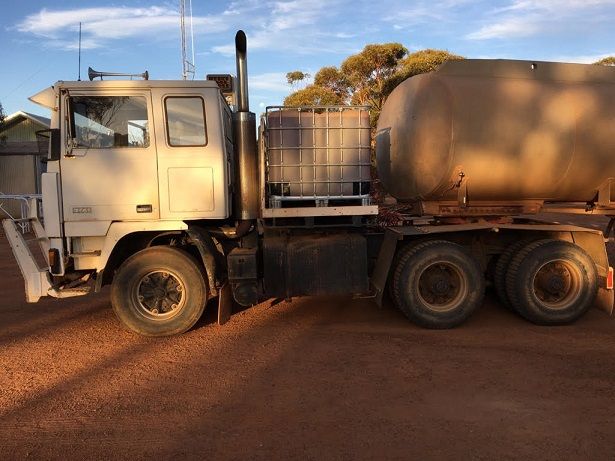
[2,218,52,302]
[48,286,91,298]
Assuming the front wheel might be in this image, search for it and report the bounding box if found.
[111,246,208,336]
[392,240,485,329]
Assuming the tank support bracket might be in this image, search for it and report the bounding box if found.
[457,173,468,207]
[597,178,615,208]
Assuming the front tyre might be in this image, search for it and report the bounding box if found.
[392,240,485,329]
[111,246,207,336]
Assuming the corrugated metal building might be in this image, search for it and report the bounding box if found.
[0,111,49,217]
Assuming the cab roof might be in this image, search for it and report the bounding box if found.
[30,79,222,110]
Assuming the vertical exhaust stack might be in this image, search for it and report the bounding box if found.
[235,31,249,112]
[233,30,259,223]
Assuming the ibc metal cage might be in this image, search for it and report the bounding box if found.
[262,106,373,213]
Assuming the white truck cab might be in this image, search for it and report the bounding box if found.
[3,34,251,337]
[30,80,233,277]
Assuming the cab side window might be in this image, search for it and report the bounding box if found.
[70,96,149,148]
[165,97,207,147]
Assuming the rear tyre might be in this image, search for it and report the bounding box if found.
[505,239,597,325]
[494,239,534,309]
[392,240,485,329]
[111,246,207,336]
[387,240,421,309]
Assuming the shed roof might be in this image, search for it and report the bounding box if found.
[0,111,50,156]
[2,111,50,130]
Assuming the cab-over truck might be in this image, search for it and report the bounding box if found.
[4,31,615,335]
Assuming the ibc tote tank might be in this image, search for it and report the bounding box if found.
[375,59,615,204]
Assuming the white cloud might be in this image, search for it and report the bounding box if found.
[211,44,236,56]
[249,72,290,92]
[494,0,615,13]
[466,16,540,40]
[543,52,615,64]
[15,6,229,50]
[15,1,359,57]
[212,0,359,56]
[467,0,615,40]
[383,0,475,27]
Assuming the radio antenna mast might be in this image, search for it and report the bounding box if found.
[179,0,196,80]
[78,22,82,81]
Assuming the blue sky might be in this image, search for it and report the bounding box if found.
[1,0,615,117]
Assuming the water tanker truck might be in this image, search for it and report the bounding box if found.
[3,31,615,336]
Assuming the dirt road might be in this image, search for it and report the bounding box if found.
[2,219,615,460]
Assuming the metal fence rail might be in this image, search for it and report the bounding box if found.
[0,193,42,233]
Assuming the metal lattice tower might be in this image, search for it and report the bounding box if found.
[179,0,196,80]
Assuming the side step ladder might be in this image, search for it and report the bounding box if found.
[2,218,90,302]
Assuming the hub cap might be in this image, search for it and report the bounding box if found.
[533,260,581,310]
[418,262,467,312]
[135,270,186,320]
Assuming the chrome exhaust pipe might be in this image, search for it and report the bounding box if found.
[235,30,249,113]
[233,30,258,224]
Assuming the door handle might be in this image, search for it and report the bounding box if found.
[136,204,153,213]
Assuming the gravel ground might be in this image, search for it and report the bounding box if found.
[2,215,615,460]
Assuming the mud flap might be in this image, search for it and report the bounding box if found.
[594,286,614,315]
[217,282,233,325]
[371,229,403,307]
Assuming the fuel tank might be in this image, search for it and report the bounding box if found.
[376,59,615,203]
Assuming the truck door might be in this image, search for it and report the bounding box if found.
[61,91,159,227]
[150,88,230,220]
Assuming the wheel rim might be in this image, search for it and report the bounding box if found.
[532,259,582,310]
[417,261,468,312]
[133,270,186,320]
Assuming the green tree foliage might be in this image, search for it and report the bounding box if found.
[285,43,407,110]
[284,44,463,125]
[402,49,464,76]
[314,66,350,100]
[283,84,343,106]
[401,49,463,82]
[286,71,310,85]
[341,43,407,111]
[594,56,615,66]
[0,102,6,144]
[383,49,464,98]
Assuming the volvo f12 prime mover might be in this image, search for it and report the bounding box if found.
[4,31,615,336]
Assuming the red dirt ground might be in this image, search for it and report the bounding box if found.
[2,215,615,460]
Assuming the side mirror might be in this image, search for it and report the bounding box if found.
[65,96,78,157]
[36,128,61,161]
[49,128,61,161]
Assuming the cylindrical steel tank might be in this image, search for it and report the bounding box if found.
[376,59,615,203]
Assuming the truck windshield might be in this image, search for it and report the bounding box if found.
[69,96,149,148]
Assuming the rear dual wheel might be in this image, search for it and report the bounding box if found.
[391,240,485,329]
[493,239,535,309]
[390,237,598,328]
[504,239,597,325]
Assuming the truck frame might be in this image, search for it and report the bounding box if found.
[3,31,614,336]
